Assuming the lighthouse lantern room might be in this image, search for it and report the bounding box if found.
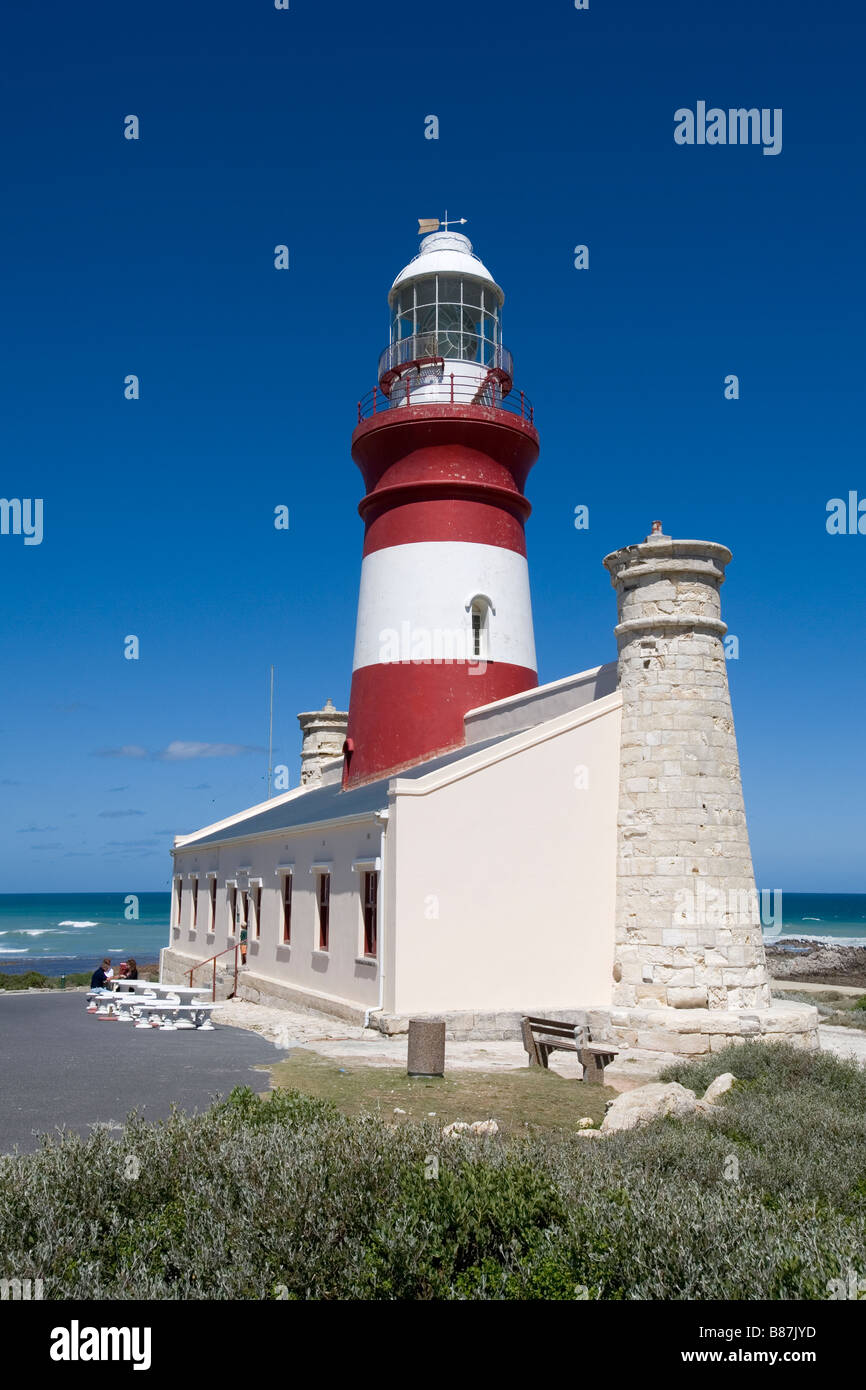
[345,228,540,786]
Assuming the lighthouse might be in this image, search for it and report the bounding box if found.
[344,224,540,786]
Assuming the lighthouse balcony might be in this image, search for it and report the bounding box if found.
[378,336,513,389]
[357,369,533,426]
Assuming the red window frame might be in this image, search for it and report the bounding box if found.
[282,873,293,944]
[317,872,330,951]
[252,884,262,939]
[362,871,378,958]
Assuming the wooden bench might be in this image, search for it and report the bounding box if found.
[521,1015,619,1085]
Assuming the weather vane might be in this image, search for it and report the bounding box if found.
[418,211,467,235]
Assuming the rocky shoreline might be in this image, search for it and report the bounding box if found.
[766,938,866,989]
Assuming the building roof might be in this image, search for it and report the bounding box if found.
[176,736,507,850]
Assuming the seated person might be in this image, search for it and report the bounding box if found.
[90,958,112,990]
[126,958,139,981]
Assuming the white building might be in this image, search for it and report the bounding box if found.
[162,228,817,1054]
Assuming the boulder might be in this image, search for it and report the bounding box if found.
[443,1119,499,1138]
[601,1081,699,1133]
[469,1119,499,1137]
[701,1072,737,1105]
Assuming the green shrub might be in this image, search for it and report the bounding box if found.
[0,971,48,990]
[0,1045,863,1300]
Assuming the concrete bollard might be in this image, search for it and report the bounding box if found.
[407,1018,446,1076]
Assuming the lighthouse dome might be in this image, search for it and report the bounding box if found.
[390,232,503,307]
[383,229,508,386]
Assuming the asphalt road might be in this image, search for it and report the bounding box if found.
[0,992,278,1153]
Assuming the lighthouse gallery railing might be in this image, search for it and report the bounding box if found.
[357,372,534,425]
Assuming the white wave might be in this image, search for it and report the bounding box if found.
[767,931,866,948]
[22,929,55,936]
[57,920,100,928]
[801,917,821,922]
[0,948,28,954]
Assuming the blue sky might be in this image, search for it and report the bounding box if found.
[1,0,863,893]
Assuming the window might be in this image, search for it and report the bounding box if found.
[208,877,217,933]
[317,873,330,951]
[174,877,183,928]
[251,884,262,940]
[281,873,293,944]
[469,597,490,660]
[389,276,502,368]
[190,877,198,930]
[227,884,237,934]
[362,871,378,958]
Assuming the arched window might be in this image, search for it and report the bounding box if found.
[469,597,491,660]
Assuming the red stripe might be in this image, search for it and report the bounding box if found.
[343,660,537,787]
[352,407,539,492]
[362,497,527,556]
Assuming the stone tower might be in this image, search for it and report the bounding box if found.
[603,526,772,1013]
[297,699,348,785]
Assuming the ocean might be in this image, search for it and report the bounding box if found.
[0,890,864,978]
[0,893,171,976]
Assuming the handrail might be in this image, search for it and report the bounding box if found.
[187,941,243,1001]
[357,372,534,425]
[379,336,513,388]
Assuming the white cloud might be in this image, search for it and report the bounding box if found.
[158,741,254,761]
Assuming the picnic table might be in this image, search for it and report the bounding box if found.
[86,981,215,1029]
[133,1000,217,1030]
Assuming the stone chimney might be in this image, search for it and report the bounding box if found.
[297,698,348,786]
[603,527,772,1013]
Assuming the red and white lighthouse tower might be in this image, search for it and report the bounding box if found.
[344,225,539,787]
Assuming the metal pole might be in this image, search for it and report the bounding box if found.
[266,665,274,798]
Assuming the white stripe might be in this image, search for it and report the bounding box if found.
[352,541,537,672]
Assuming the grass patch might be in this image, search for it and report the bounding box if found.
[0,971,92,991]
[773,987,866,1030]
[268,1048,612,1134]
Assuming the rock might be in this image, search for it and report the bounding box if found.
[469,1119,498,1137]
[601,1081,699,1133]
[576,1116,596,1129]
[443,1119,498,1138]
[701,1072,737,1104]
[575,1128,603,1138]
[393,1107,406,1115]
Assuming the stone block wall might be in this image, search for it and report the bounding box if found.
[603,530,771,1012]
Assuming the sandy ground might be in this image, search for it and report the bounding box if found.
[214,998,680,1089]
[213,996,866,1083]
[770,978,866,998]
